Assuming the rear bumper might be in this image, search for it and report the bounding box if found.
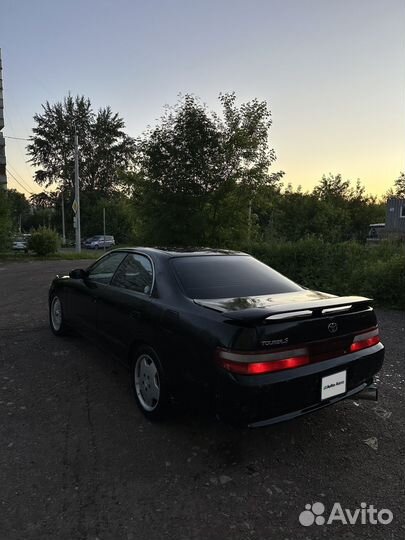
[215,343,384,427]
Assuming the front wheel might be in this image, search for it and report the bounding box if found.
[131,346,171,421]
[49,294,68,336]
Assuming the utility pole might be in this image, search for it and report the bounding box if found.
[74,128,81,253]
[247,198,252,245]
[0,48,7,190]
[103,207,106,252]
[61,191,66,245]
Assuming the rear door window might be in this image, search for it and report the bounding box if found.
[111,253,154,294]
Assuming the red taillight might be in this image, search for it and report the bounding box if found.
[216,326,382,375]
[216,348,310,375]
[350,327,380,352]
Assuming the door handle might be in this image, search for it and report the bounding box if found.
[130,310,141,320]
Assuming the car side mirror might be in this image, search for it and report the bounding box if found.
[69,268,88,279]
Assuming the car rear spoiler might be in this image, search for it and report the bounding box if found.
[194,295,373,323]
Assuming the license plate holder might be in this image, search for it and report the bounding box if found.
[321,370,347,400]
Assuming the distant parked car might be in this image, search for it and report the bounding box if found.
[83,235,115,249]
[12,237,28,253]
[81,237,92,248]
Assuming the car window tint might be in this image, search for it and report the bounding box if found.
[111,254,153,294]
[87,252,127,284]
[172,255,302,299]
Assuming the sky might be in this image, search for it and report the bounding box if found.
[1,0,404,197]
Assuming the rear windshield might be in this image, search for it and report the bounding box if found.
[171,255,302,299]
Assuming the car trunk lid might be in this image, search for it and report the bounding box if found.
[195,290,376,352]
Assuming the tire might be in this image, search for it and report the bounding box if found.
[131,346,171,421]
[49,294,68,336]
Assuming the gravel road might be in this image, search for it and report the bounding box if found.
[0,259,404,540]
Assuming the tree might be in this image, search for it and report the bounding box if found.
[27,95,136,196]
[0,189,11,250]
[133,93,283,246]
[268,177,384,243]
[30,191,59,209]
[387,172,405,198]
[6,189,31,232]
[27,191,58,231]
[79,191,136,243]
[313,173,352,201]
[268,188,350,243]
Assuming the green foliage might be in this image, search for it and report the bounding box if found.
[132,93,283,246]
[28,227,59,256]
[26,191,57,231]
[248,239,405,309]
[27,95,136,196]
[6,189,31,232]
[80,192,136,243]
[24,188,136,244]
[388,172,405,198]
[20,91,401,305]
[264,175,385,243]
[0,189,11,251]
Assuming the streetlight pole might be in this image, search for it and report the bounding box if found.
[74,128,81,253]
[61,191,66,246]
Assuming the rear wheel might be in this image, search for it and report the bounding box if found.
[131,346,170,421]
[49,294,68,336]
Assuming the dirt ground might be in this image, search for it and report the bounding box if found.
[0,259,404,540]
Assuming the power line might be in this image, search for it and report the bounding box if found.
[6,168,32,195]
[7,163,37,192]
[5,132,36,182]
[7,164,34,192]
[6,168,31,194]
[4,135,30,141]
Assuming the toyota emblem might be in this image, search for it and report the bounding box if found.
[328,322,338,333]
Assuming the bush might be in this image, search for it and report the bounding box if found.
[28,227,59,256]
[246,239,405,309]
[351,252,405,309]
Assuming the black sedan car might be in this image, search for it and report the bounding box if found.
[49,248,384,427]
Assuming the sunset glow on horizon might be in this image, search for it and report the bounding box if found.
[2,0,404,198]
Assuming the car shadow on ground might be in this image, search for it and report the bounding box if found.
[55,329,373,467]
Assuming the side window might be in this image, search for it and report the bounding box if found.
[111,254,153,294]
[87,252,127,284]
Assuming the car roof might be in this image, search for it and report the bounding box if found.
[111,247,248,258]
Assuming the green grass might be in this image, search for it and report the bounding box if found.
[0,250,100,262]
[0,244,138,261]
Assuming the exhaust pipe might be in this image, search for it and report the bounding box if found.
[352,382,378,402]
